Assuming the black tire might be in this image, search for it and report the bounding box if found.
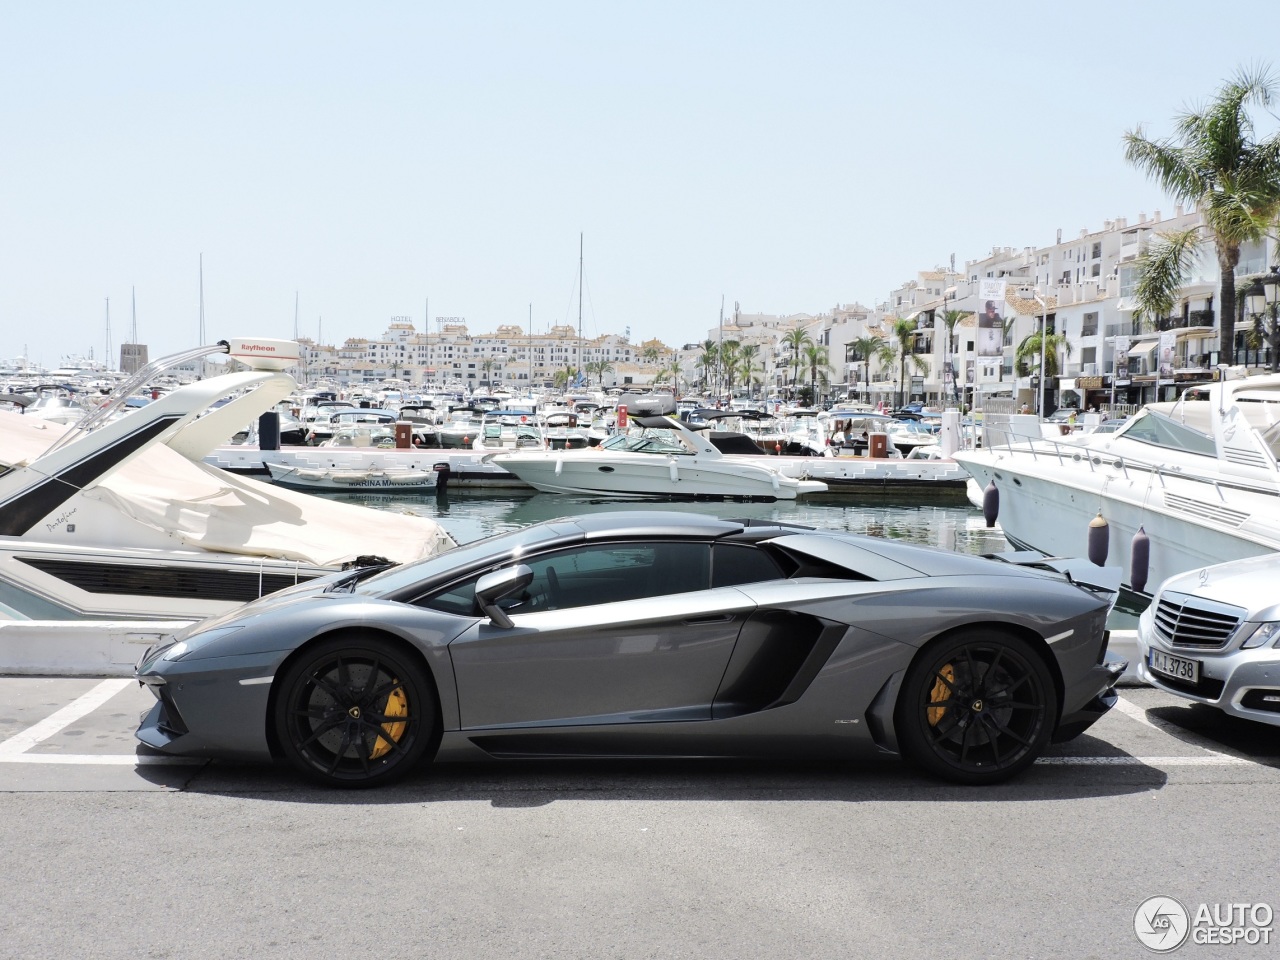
[274,634,438,787]
[896,629,1055,785]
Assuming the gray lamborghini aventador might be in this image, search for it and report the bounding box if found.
[135,512,1125,786]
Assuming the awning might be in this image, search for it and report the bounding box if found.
[1131,342,1158,363]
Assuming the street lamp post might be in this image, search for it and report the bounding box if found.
[1031,289,1048,416]
[1245,266,1280,372]
[1018,285,1050,416]
[942,286,957,406]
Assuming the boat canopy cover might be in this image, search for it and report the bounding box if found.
[1,411,455,565]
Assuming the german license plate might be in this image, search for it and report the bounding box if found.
[1149,649,1200,684]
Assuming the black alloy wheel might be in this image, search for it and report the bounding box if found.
[275,635,438,787]
[896,630,1055,785]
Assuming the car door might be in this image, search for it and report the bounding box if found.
[443,540,757,729]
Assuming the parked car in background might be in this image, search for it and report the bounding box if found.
[1136,554,1280,726]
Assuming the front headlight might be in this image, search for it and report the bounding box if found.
[162,625,246,661]
[1237,622,1280,650]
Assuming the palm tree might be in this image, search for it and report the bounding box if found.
[552,368,570,390]
[736,344,761,399]
[1014,330,1073,380]
[719,340,741,398]
[654,358,682,395]
[803,343,830,405]
[1123,65,1280,358]
[480,357,497,387]
[641,345,660,366]
[780,328,813,397]
[697,339,719,394]
[889,318,928,408]
[849,335,893,404]
[588,358,614,388]
[938,309,971,401]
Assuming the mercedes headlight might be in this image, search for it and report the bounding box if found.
[1238,622,1280,650]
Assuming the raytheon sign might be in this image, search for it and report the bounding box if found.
[224,338,302,372]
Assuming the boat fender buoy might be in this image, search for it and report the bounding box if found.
[982,481,999,528]
[554,458,563,476]
[1130,526,1150,594]
[669,460,678,483]
[1087,512,1109,567]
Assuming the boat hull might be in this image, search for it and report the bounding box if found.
[492,452,826,501]
[955,450,1280,595]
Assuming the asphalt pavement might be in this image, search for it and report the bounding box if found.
[0,678,1276,959]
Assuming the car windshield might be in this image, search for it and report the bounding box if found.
[351,522,578,596]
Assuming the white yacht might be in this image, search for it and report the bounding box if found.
[490,416,828,500]
[0,338,455,628]
[953,373,1280,595]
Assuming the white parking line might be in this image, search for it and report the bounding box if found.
[0,679,133,757]
[0,753,203,765]
[0,678,202,767]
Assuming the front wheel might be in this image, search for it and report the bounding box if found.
[274,634,438,787]
[896,630,1055,785]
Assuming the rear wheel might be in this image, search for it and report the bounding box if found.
[896,630,1055,785]
[274,635,438,787]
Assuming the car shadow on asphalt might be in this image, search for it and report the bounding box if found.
[161,746,1168,805]
[1143,702,1280,762]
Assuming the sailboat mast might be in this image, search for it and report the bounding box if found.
[577,232,583,386]
[293,290,299,340]
[718,294,724,398]
[130,287,138,344]
[104,297,111,371]
[198,253,206,345]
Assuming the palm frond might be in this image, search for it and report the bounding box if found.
[1134,227,1203,322]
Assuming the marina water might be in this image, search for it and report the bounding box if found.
[320,490,1145,627]
[321,490,1008,556]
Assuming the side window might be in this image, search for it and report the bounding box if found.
[711,543,785,588]
[420,541,712,616]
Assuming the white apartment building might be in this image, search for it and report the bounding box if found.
[280,211,1277,407]
[874,211,1276,413]
[289,321,675,392]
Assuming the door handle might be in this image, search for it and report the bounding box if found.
[682,614,735,625]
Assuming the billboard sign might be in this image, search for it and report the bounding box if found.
[976,279,1007,359]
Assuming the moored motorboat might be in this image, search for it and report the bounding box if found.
[265,460,438,493]
[953,372,1280,595]
[491,415,827,500]
[0,338,455,637]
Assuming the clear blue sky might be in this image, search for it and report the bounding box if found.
[1,1,1276,367]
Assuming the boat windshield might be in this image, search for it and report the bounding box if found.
[1237,399,1280,459]
[1119,410,1216,456]
[600,431,693,455]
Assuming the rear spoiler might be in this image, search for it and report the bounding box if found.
[984,550,1122,611]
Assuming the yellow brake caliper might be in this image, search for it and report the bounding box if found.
[928,665,955,727]
[371,684,408,759]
